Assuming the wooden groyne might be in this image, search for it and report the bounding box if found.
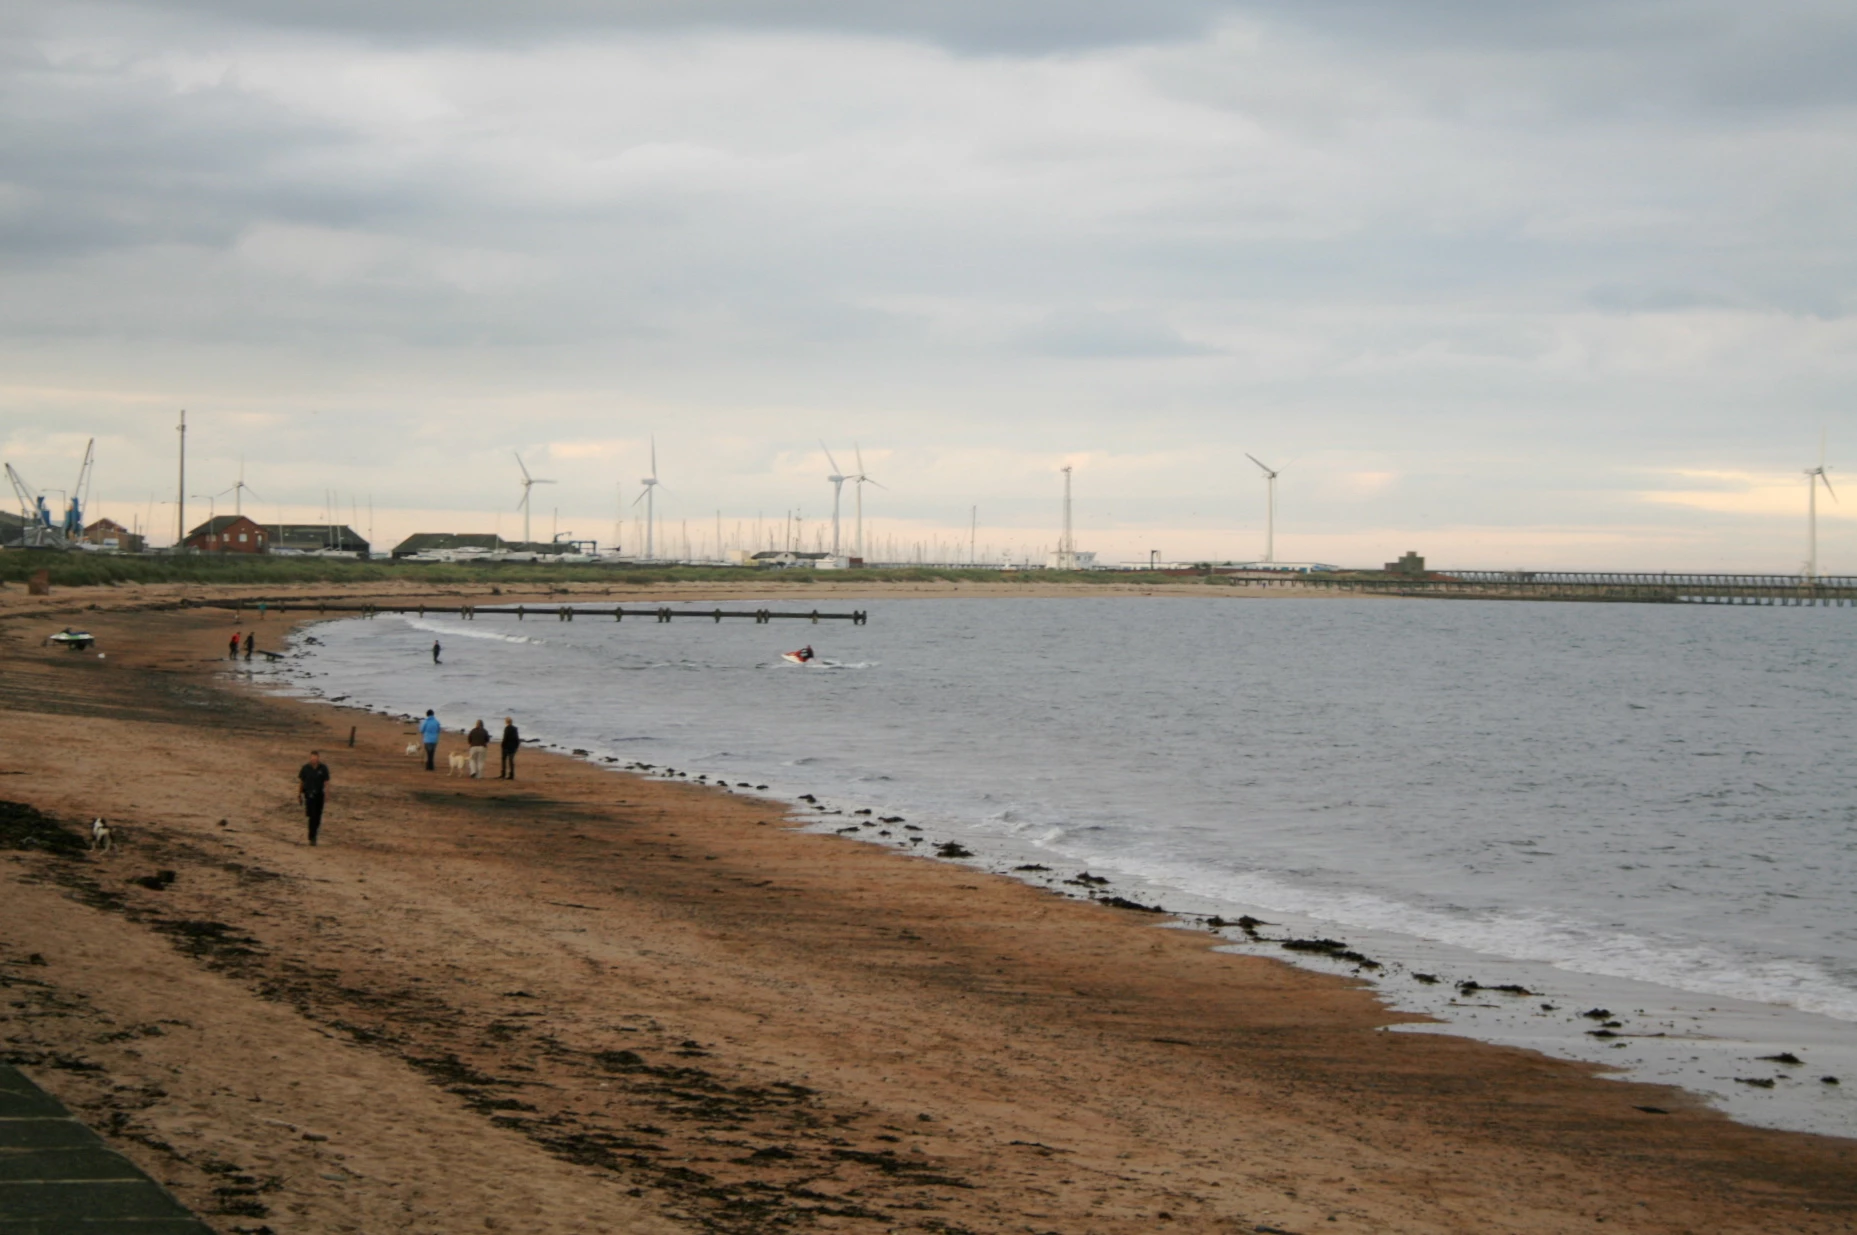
[195,599,868,624]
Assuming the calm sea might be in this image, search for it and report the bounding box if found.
[263,596,1857,1135]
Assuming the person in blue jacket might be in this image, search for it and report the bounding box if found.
[420,709,442,771]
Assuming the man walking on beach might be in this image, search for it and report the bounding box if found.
[420,709,441,771]
[432,640,442,665]
[297,750,330,846]
[466,719,491,779]
[243,631,255,661]
[499,717,520,780]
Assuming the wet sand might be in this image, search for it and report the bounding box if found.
[1,584,1853,1234]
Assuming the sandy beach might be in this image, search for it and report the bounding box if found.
[2,582,1853,1234]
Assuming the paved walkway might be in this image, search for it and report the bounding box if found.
[0,1064,212,1233]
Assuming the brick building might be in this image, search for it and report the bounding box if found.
[184,515,269,554]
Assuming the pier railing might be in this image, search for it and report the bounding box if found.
[1279,573,1857,606]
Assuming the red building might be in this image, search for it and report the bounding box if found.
[184,515,270,554]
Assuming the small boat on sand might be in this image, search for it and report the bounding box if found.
[47,628,95,651]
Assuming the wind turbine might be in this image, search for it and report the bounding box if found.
[514,452,556,545]
[632,437,661,560]
[1245,453,1279,564]
[226,458,261,516]
[822,442,848,557]
[850,442,884,561]
[1805,434,1837,581]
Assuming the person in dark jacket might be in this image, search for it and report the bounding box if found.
[297,750,331,845]
[432,640,442,664]
[499,717,520,780]
[243,631,255,660]
[466,719,491,779]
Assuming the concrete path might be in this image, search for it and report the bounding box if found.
[0,1064,212,1234]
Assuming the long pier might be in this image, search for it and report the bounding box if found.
[197,599,868,624]
[1279,572,1857,606]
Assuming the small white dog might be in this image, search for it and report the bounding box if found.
[88,818,113,854]
[447,751,469,776]
[405,742,421,756]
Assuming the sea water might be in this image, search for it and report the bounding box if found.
[260,596,1857,1136]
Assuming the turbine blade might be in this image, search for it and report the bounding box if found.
[822,441,842,476]
[515,451,531,481]
[631,490,649,507]
[855,442,865,474]
[1245,453,1277,477]
[1822,471,1838,502]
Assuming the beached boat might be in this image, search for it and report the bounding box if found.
[46,628,95,651]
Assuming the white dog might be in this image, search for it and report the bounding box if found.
[405,742,421,757]
[447,751,469,776]
[88,818,113,854]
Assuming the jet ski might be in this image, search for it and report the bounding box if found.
[47,628,95,651]
[781,645,816,665]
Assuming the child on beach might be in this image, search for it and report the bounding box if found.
[229,632,241,659]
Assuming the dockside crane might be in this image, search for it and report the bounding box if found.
[63,439,95,538]
[5,461,63,547]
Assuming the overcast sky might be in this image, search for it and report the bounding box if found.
[2,0,1853,568]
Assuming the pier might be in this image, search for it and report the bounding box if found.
[1280,572,1857,606]
[198,600,868,624]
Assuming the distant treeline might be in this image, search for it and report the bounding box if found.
[0,551,1134,589]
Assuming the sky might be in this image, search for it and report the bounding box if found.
[1,0,1853,569]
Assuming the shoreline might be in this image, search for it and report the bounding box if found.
[2,583,1854,1233]
[270,594,1857,1140]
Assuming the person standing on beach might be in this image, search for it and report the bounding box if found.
[229,631,241,660]
[499,717,520,780]
[243,631,255,661]
[420,709,441,771]
[432,640,442,665]
[297,750,330,845]
[466,719,491,779]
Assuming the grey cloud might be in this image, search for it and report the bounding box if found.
[91,0,1232,52]
[1020,309,1218,359]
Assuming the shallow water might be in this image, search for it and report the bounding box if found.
[264,596,1857,1134]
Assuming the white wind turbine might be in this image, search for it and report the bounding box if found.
[514,452,556,545]
[633,437,661,560]
[822,441,848,557]
[1805,434,1837,581]
[850,442,884,561]
[1245,453,1279,564]
[226,459,261,516]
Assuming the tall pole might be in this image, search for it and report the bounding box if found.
[855,483,863,560]
[522,485,531,545]
[1265,473,1276,564]
[970,505,977,565]
[645,485,655,559]
[176,410,186,549]
[1807,469,1818,581]
[1059,466,1073,567]
[830,480,843,556]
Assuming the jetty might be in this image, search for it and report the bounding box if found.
[1281,571,1857,606]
